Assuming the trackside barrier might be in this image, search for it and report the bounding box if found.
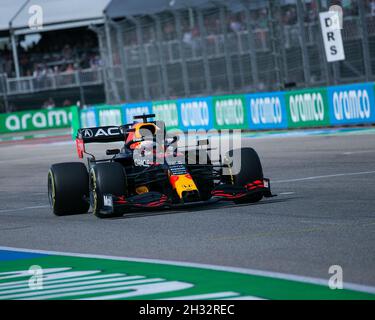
[246,91,288,130]
[328,83,375,125]
[0,106,77,135]
[3,82,372,139]
[77,82,375,136]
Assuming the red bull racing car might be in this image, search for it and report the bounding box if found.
[48,114,273,218]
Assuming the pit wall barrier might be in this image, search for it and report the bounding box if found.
[78,82,375,135]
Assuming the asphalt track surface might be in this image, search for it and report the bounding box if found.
[0,130,374,287]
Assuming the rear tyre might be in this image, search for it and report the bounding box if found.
[224,148,264,204]
[90,162,127,218]
[48,162,90,216]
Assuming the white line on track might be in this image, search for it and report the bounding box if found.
[0,154,73,164]
[0,205,49,213]
[0,273,124,290]
[0,276,144,296]
[342,150,375,155]
[273,170,375,183]
[162,292,242,300]
[0,278,164,300]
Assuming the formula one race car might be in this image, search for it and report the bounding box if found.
[48,114,273,218]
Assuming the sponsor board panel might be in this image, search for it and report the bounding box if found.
[122,102,152,124]
[0,248,373,300]
[96,105,123,127]
[213,95,248,130]
[286,88,330,128]
[246,92,288,130]
[0,107,73,134]
[80,107,98,129]
[328,83,375,125]
[152,100,179,130]
[177,97,213,131]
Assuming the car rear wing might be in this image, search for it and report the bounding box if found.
[76,126,125,143]
[76,126,125,158]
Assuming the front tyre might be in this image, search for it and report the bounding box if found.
[90,162,127,218]
[48,162,90,216]
[224,148,264,204]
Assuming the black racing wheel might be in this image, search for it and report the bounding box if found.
[224,147,264,203]
[90,162,127,218]
[48,162,90,216]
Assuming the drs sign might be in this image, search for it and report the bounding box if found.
[319,11,345,62]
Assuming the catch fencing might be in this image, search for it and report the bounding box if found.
[98,0,375,104]
[1,0,374,110]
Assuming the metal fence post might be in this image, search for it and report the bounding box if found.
[268,0,283,90]
[51,73,57,89]
[90,25,111,102]
[77,69,86,107]
[197,8,212,94]
[10,31,20,80]
[332,62,340,84]
[128,16,150,101]
[104,16,121,103]
[174,11,190,97]
[296,0,311,86]
[358,0,372,81]
[219,6,234,92]
[1,74,9,113]
[243,5,259,88]
[113,21,131,101]
[152,14,170,98]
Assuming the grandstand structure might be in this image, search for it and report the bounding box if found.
[0,0,375,109]
[0,0,110,111]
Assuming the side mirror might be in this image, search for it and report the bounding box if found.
[106,149,120,156]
